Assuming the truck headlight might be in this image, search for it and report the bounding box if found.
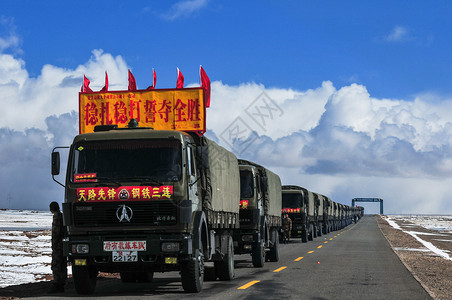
[242,235,254,242]
[72,244,89,254]
[161,242,180,252]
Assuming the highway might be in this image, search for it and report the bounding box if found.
[32,216,431,299]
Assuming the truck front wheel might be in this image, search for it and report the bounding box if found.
[72,265,98,295]
[301,228,308,243]
[308,224,314,241]
[181,244,204,293]
[214,235,235,280]
[267,230,279,262]
[252,239,265,268]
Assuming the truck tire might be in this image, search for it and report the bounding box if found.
[301,229,308,243]
[181,244,204,293]
[267,231,279,262]
[252,239,265,268]
[72,265,97,295]
[308,224,313,241]
[214,235,235,280]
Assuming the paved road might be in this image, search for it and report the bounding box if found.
[30,216,431,299]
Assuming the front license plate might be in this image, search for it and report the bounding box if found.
[112,251,138,262]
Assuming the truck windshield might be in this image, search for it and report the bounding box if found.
[71,139,182,183]
[240,170,254,198]
[282,193,302,208]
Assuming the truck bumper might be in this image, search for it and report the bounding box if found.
[64,233,193,273]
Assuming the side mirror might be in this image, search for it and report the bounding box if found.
[51,152,60,176]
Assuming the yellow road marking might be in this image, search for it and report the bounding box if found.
[273,266,287,272]
[329,238,333,240]
[317,245,323,249]
[294,257,304,261]
[308,250,314,254]
[237,280,260,290]
[324,241,328,244]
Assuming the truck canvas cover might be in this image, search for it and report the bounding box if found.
[199,137,240,215]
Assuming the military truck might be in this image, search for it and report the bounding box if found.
[316,194,332,235]
[234,160,281,267]
[281,185,317,243]
[51,123,240,294]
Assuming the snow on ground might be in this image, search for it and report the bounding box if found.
[384,215,452,261]
[0,209,53,288]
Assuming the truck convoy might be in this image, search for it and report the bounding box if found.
[50,70,363,294]
[234,159,281,267]
[281,185,363,243]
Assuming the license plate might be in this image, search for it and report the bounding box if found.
[112,251,138,262]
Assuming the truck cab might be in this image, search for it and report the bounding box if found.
[234,160,281,268]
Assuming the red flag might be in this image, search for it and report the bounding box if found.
[100,71,108,92]
[200,66,211,108]
[176,68,184,88]
[128,69,137,91]
[81,75,93,93]
[147,69,157,90]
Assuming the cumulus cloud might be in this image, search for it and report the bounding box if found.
[161,0,209,21]
[0,46,452,213]
[0,49,128,131]
[208,82,452,213]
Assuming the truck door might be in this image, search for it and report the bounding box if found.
[187,145,199,211]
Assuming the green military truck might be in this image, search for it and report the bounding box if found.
[281,185,318,243]
[51,124,240,294]
[234,159,281,267]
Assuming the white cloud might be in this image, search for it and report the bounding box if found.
[161,0,209,21]
[0,48,452,214]
[0,49,128,131]
[385,26,410,42]
[0,16,21,54]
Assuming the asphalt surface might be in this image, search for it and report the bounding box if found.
[28,216,432,299]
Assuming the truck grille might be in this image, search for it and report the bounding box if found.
[73,201,178,227]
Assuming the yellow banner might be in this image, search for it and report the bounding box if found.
[79,88,205,134]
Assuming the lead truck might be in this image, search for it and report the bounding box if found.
[51,73,240,294]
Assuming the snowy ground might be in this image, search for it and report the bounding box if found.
[0,209,53,288]
[383,215,452,261]
[0,210,451,289]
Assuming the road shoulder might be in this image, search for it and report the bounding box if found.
[377,215,452,300]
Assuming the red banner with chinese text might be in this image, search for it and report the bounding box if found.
[77,186,173,202]
[79,88,205,134]
[281,208,301,213]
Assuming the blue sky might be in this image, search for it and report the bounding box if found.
[1,1,452,214]
[2,1,451,98]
